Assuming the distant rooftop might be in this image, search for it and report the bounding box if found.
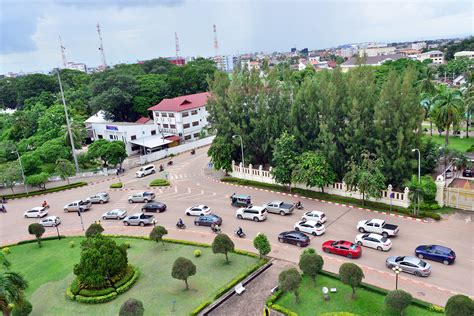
[342,54,406,67]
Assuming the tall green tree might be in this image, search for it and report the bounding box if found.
[339,262,364,299]
[171,257,196,290]
[432,85,464,146]
[0,271,28,316]
[55,159,75,185]
[211,234,234,264]
[292,151,336,193]
[208,136,233,174]
[278,268,302,304]
[149,226,168,247]
[27,224,45,248]
[417,66,437,137]
[253,233,271,258]
[462,70,473,139]
[298,252,324,285]
[271,132,298,191]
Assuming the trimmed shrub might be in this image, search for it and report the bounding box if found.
[85,223,104,238]
[78,287,116,297]
[420,211,441,221]
[119,298,144,316]
[75,292,118,304]
[70,278,81,295]
[11,300,32,316]
[3,182,87,199]
[190,301,211,316]
[110,182,123,189]
[428,304,444,313]
[69,241,76,248]
[114,266,136,289]
[385,290,412,315]
[194,249,201,257]
[66,287,76,300]
[149,179,170,186]
[116,269,139,295]
[270,304,298,316]
[445,294,474,316]
[2,247,11,255]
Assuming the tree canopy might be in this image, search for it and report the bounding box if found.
[212,234,234,263]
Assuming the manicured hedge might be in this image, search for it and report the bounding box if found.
[16,235,67,245]
[190,301,212,316]
[270,304,298,316]
[78,287,116,297]
[109,182,123,188]
[70,278,81,295]
[149,179,170,186]
[116,268,140,295]
[3,182,87,199]
[420,211,441,221]
[113,265,135,288]
[74,292,118,304]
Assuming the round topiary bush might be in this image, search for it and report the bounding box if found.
[69,241,76,248]
[149,179,170,187]
[2,247,11,255]
[119,298,144,316]
[194,249,201,257]
[110,182,123,189]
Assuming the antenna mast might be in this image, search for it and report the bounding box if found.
[213,24,223,70]
[175,32,181,64]
[97,23,107,69]
[59,35,67,68]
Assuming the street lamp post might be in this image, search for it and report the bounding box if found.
[77,210,84,231]
[412,148,421,215]
[232,135,244,167]
[439,146,448,187]
[12,150,28,195]
[55,223,61,240]
[392,266,402,290]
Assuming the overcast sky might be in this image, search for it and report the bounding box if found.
[0,0,472,74]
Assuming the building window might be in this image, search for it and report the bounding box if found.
[193,133,200,138]
[183,123,190,129]
[170,124,176,129]
[169,113,175,118]
[163,124,169,128]
[109,135,114,140]
[191,110,198,115]
[184,135,192,140]
[131,145,140,151]
[192,121,199,126]
[151,130,156,135]
[131,135,137,140]
[98,135,103,139]
[182,112,189,117]
[162,113,168,117]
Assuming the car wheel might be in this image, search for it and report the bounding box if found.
[186,212,191,216]
[128,200,133,204]
[443,260,450,265]
[296,242,302,247]
[139,222,145,227]
[312,232,317,236]
[280,211,285,216]
[253,217,259,222]
[387,264,394,269]
[358,228,365,233]
[347,254,353,259]
[357,241,362,246]
[99,200,104,204]
[102,216,107,220]
[382,232,389,238]
[323,248,330,253]
[64,209,69,212]
[278,237,283,243]
[144,199,149,203]
[417,254,424,259]
[414,271,422,277]
[237,215,243,220]
[37,215,40,218]
[24,215,27,218]
[152,170,156,174]
[124,222,129,226]
[377,246,383,251]
[195,222,200,226]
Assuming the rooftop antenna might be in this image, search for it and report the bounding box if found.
[97,23,107,69]
[213,24,223,70]
[59,35,68,68]
[175,32,181,64]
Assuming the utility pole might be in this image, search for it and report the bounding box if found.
[213,24,223,70]
[175,32,181,65]
[97,23,107,69]
[59,35,67,68]
[57,71,80,174]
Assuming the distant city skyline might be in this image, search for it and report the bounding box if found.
[0,0,472,73]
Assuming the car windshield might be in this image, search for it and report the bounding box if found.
[349,244,358,250]
[380,237,388,243]
[418,260,427,267]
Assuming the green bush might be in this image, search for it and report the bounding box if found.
[116,268,140,295]
[1,247,11,255]
[110,182,123,188]
[69,241,76,248]
[163,238,210,248]
[194,249,201,257]
[114,266,136,289]
[320,313,356,316]
[78,287,116,297]
[75,292,118,304]
[190,300,211,316]
[270,304,298,316]
[2,182,87,199]
[149,179,170,186]
[232,249,259,258]
[16,235,65,245]
[122,242,131,249]
[420,211,441,221]
[428,304,444,313]
[70,278,81,295]
[66,287,76,300]
[429,203,441,210]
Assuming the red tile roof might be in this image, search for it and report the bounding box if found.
[135,116,151,124]
[148,92,210,112]
[165,135,181,142]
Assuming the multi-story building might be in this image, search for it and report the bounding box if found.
[148,92,210,142]
[358,46,396,57]
[418,50,444,64]
[66,62,87,72]
[411,42,426,50]
[454,51,474,60]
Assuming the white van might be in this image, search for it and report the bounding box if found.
[136,164,156,178]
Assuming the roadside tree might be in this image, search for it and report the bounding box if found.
[212,234,234,264]
[272,132,298,191]
[384,290,412,315]
[171,257,197,290]
[1,166,21,194]
[55,159,75,185]
[278,268,302,304]
[298,252,324,285]
[85,223,104,238]
[339,262,364,299]
[25,172,49,191]
[445,294,474,316]
[27,224,45,248]
[433,85,464,146]
[292,151,336,193]
[253,233,271,258]
[149,226,168,247]
[208,136,233,174]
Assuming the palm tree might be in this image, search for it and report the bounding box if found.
[461,71,473,139]
[418,67,438,137]
[406,175,423,216]
[0,253,10,270]
[420,94,434,136]
[433,85,464,146]
[0,271,28,316]
[61,120,86,150]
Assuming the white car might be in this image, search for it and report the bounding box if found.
[40,216,61,227]
[102,209,128,220]
[301,210,327,223]
[236,206,268,222]
[185,205,211,216]
[355,233,392,251]
[294,220,326,236]
[136,164,156,178]
[24,207,48,218]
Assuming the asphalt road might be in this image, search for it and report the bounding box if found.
[0,147,473,306]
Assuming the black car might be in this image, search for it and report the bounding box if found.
[462,169,473,177]
[194,214,222,227]
[278,231,310,247]
[141,202,166,213]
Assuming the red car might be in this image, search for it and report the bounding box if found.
[322,240,362,259]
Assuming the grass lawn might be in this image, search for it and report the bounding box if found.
[424,134,474,152]
[276,275,439,316]
[6,237,259,316]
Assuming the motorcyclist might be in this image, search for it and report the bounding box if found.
[295,201,302,209]
[0,204,6,213]
[42,200,49,208]
[177,218,184,228]
[236,227,244,237]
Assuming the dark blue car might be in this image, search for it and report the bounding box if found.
[194,214,222,227]
[415,245,456,265]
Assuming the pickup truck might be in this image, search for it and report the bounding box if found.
[64,200,92,213]
[123,213,155,227]
[357,219,399,238]
[263,201,295,216]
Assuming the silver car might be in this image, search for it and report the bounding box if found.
[102,209,127,220]
[88,192,110,204]
[386,256,431,277]
[40,216,61,227]
[128,192,155,203]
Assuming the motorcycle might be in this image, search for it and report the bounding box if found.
[191,149,196,155]
[167,160,173,166]
[42,203,50,209]
[0,205,6,213]
[295,201,303,210]
[176,222,186,229]
[211,226,222,234]
[234,230,246,238]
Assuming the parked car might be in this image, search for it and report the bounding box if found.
[123,213,155,226]
[462,168,473,177]
[294,220,325,236]
[142,202,167,213]
[355,233,392,251]
[301,210,327,223]
[185,205,211,216]
[415,245,456,265]
[263,200,295,216]
[87,192,110,204]
[278,231,310,247]
[40,216,61,227]
[102,209,127,220]
[236,206,268,222]
[357,219,399,238]
[445,169,453,179]
[24,207,48,218]
[136,164,156,178]
[386,256,431,277]
[322,240,362,259]
[194,214,222,227]
[63,200,92,212]
[230,194,252,207]
[128,192,155,203]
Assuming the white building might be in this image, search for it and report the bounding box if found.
[418,50,444,64]
[411,42,427,50]
[66,62,87,72]
[148,92,210,142]
[454,51,474,60]
[358,46,396,57]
